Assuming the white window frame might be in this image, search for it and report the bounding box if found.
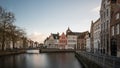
[117,24,119,34]
[116,13,120,20]
[112,26,114,36]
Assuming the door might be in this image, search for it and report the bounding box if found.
[111,38,117,56]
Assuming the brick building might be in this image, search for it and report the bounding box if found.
[59,32,67,49]
[110,6,120,57]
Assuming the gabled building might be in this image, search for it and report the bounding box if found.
[48,34,54,48]
[52,33,59,48]
[66,27,79,49]
[44,33,59,48]
[59,32,67,49]
[44,37,49,47]
[66,27,89,50]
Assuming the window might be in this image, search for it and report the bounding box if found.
[117,24,120,34]
[56,36,58,39]
[116,13,120,20]
[104,23,105,30]
[106,21,109,31]
[103,4,105,9]
[101,24,103,30]
[111,0,117,3]
[112,26,114,36]
[101,13,103,20]
[106,9,109,17]
[104,12,106,18]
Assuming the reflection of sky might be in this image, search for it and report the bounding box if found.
[27,50,39,53]
[46,53,82,68]
[26,53,49,68]
[0,52,82,68]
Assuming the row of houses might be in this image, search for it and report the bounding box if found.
[90,0,120,57]
[0,37,40,50]
[44,28,89,50]
[44,0,120,57]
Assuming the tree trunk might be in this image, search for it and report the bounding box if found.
[1,22,6,51]
[12,39,15,49]
[2,34,5,51]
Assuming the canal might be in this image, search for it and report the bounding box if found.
[0,50,83,68]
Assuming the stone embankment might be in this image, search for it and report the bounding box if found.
[0,50,26,56]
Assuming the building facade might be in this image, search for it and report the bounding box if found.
[100,0,111,55]
[44,33,59,48]
[110,4,120,57]
[85,32,91,52]
[77,33,87,51]
[59,32,67,49]
[44,37,49,47]
[66,28,80,49]
[93,19,101,53]
[52,33,59,48]
[66,33,77,49]
[100,0,120,56]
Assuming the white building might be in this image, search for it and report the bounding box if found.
[66,28,79,49]
[44,37,49,47]
[44,33,59,48]
[67,35,77,49]
[47,34,54,48]
[93,18,101,53]
[53,34,59,48]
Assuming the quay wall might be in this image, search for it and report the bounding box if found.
[75,52,102,68]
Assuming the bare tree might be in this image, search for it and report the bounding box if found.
[0,6,27,50]
[9,26,26,49]
[0,6,15,50]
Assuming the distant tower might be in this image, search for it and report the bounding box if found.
[66,27,72,34]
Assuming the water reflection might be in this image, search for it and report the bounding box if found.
[27,50,39,54]
[25,53,49,68]
[0,50,83,68]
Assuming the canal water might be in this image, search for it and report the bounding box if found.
[0,50,83,68]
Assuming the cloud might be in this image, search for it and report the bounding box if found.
[91,6,100,13]
[28,32,48,43]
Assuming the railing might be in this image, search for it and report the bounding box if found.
[76,51,120,68]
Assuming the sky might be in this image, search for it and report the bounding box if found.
[0,0,101,43]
